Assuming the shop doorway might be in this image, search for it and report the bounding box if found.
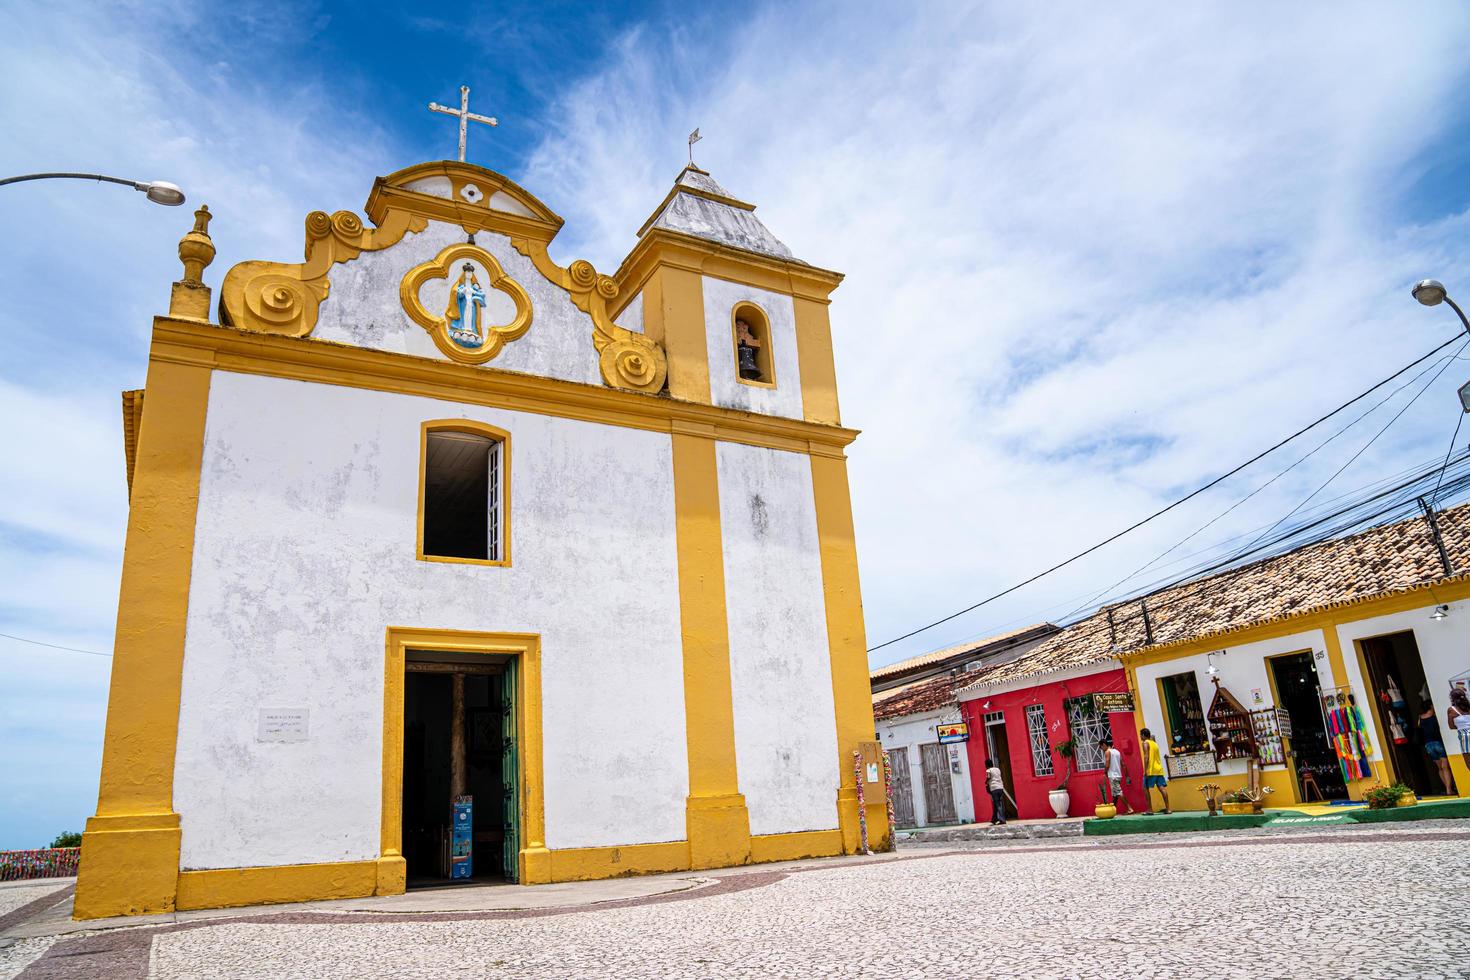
[983,713,1018,820]
[1359,631,1457,798]
[402,654,519,886]
[1268,652,1346,801]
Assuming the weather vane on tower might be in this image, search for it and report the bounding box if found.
[428,85,498,162]
[687,128,702,168]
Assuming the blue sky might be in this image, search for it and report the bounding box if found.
[5,1,1470,848]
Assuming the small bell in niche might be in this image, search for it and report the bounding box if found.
[736,318,764,381]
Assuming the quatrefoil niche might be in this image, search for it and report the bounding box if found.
[399,244,533,364]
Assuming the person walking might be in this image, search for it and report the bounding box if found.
[1140,728,1170,814]
[1099,738,1134,814]
[985,757,1007,825]
[1417,701,1455,795]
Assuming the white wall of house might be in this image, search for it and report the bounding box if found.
[1336,600,1470,753]
[877,709,975,827]
[1133,629,1334,781]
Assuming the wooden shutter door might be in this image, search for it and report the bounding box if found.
[919,742,958,824]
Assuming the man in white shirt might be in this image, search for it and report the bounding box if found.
[984,757,1007,825]
[1100,737,1134,814]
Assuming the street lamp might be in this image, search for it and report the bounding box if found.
[1412,278,1470,334]
[0,172,185,206]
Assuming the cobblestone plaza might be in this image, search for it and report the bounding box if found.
[4,824,1466,979]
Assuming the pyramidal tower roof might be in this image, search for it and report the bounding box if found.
[635,165,798,262]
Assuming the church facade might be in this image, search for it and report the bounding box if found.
[74,160,886,919]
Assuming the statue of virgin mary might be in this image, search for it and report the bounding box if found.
[444,262,487,348]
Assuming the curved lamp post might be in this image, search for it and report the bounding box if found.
[1412,279,1470,334]
[1415,280,1470,413]
[0,172,185,206]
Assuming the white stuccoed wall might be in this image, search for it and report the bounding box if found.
[702,278,803,419]
[877,711,975,826]
[716,442,839,836]
[172,371,688,869]
[312,219,608,387]
[1336,601,1470,751]
[1134,628,1338,779]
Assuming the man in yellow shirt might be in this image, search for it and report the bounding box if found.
[1140,728,1170,814]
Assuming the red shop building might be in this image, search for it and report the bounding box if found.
[955,651,1148,821]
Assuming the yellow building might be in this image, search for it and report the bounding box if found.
[75,160,887,919]
[1094,505,1470,809]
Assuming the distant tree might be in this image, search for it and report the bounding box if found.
[48,831,82,849]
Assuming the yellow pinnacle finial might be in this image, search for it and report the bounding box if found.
[178,204,215,286]
[170,204,216,320]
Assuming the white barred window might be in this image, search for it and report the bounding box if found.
[1066,696,1113,772]
[1026,704,1053,777]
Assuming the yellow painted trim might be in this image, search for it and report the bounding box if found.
[639,266,710,404]
[748,828,844,864]
[671,428,752,868]
[149,318,857,457]
[1262,649,1308,803]
[792,296,840,425]
[1149,767,1299,811]
[1343,634,1393,793]
[546,841,690,882]
[370,161,566,234]
[220,208,426,338]
[614,229,844,315]
[415,420,512,567]
[400,243,534,365]
[120,388,144,498]
[176,861,379,911]
[75,355,213,920]
[731,301,777,390]
[809,452,890,853]
[379,628,546,889]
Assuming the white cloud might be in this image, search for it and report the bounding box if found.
[522,2,1470,662]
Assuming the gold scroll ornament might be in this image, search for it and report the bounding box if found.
[510,239,667,394]
[221,209,427,338]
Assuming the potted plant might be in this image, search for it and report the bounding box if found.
[1220,789,1254,815]
[1364,783,1413,809]
[1048,739,1076,818]
[1094,778,1117,819]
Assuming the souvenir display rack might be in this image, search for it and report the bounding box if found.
[1206,682,1257,760]
[1248,708,1285,765]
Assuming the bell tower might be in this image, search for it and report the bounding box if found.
[613,166,844,425]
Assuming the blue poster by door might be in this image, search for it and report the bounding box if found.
[450,795,473,879]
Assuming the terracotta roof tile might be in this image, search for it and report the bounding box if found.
[956,502,1470,695]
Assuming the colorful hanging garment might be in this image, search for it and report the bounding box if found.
[1326,705,1375,781]
[1348,703,1375,777]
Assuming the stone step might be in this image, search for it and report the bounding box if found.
[897,820,1085,843]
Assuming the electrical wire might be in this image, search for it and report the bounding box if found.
[1430,411,1466,509]
[0,630,111,658]
[867,333,1468,654]
[1057,351,1456,623]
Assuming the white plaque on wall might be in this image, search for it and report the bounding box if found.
[257,708,309,742]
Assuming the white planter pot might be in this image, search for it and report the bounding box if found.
[1048,789,1070,818]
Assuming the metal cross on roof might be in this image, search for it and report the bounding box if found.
[428,85,498,163]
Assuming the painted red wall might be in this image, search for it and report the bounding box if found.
[959,667,1148,821]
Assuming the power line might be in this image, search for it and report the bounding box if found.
[0,630,111,658]
[867,332,1468,654]
[1057,351,1453,623]
[1226,337,1467,563]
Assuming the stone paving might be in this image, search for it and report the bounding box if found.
[5,825,1467,978]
